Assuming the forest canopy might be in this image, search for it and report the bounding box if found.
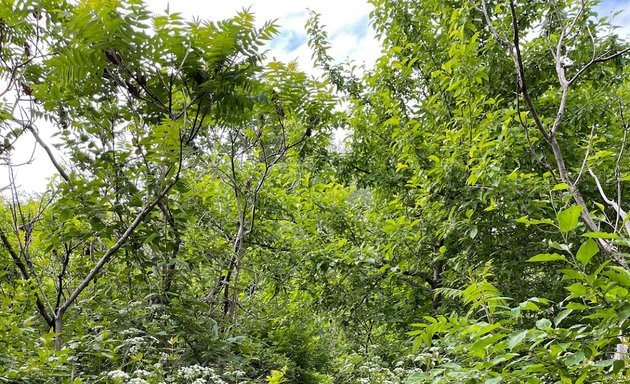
[1,0,630,383]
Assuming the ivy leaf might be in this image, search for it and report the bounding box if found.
[556,205,582,233]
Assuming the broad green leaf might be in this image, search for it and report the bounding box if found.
[506,330,527,351]
[527,253,566,262]
[535,318,552,330]
[613,359,625,374]
[552,183,570,191]
[515,216,554,225]
[576,239,598,266]
[564,351,585,367]
[565,283,589,296]
[519,301,540,311]
[566,302,588,310]
[485,376,502,384]
[604,267,630,287]
[557,205,583,233]
[554,309,573,326]
[405,372,425,384]
[583,231,618,239]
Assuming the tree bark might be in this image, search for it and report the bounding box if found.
[54,313,64,351]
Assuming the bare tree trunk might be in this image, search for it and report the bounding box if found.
[223,220,245,318]
[54,313,63,351]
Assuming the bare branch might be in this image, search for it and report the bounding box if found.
[616,102,628,233]
[0,227,54,327]
[569,47,630,85]
[26,125,70,182]
[589,168,630,238]
[58,174,180,315]
[508,0,551,141]
[573,125,596,187]
[479,0,511,49]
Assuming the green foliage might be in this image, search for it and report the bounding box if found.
[1,0,630,382]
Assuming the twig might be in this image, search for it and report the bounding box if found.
[589,168,630,237]
[26,125,70,182]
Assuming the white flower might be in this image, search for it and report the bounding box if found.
[134,369,152,377]
[107,370,129,380]
[128,378,150,384]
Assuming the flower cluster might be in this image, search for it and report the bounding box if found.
[172,365,228,384]
[336,355,423,384]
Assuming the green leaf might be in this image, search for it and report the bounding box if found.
[576,239,598,266]
[604,267,630,287]
[519,301,540,311]
[583,231,618,239]
[613,359,625,374]
[527,253,566,263]
[485,376,502,384]
[535,318,552,330]
[565,283,589,296]
[575,371,588,384]
[557,205,583,233]
[564,351,585,367]
[566,302,588,310]
[554,309,572,326]
[515,216,554,225]
[412,334,423,353]
[552,183,570,191]
[405,372,425,384]
[506,330,527,351]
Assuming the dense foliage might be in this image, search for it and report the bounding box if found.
[1,0,630,382]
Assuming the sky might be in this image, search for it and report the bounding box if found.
[143,0,381,71]
[2,0,630,194]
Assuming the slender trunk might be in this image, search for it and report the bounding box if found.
[158,201,181,297]
[223,221,245,318]
[222,255,238,316]
[431,260,443,311]
[54,312,63,351]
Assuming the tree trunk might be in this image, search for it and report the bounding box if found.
[54,312,64,351]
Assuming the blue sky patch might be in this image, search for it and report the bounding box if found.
[270,30,307,52]
[331,14,369,39]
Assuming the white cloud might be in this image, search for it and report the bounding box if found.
[146,0,378,69]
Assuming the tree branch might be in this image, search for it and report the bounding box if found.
[508,0,550,141]
[0,227,54,327]
[589,168,630,238]
[26,125,70,182]
[58,175,179,315]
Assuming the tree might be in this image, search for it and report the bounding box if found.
[0,0,276,351]
[306,0,630,380]
[3,0,630,382]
